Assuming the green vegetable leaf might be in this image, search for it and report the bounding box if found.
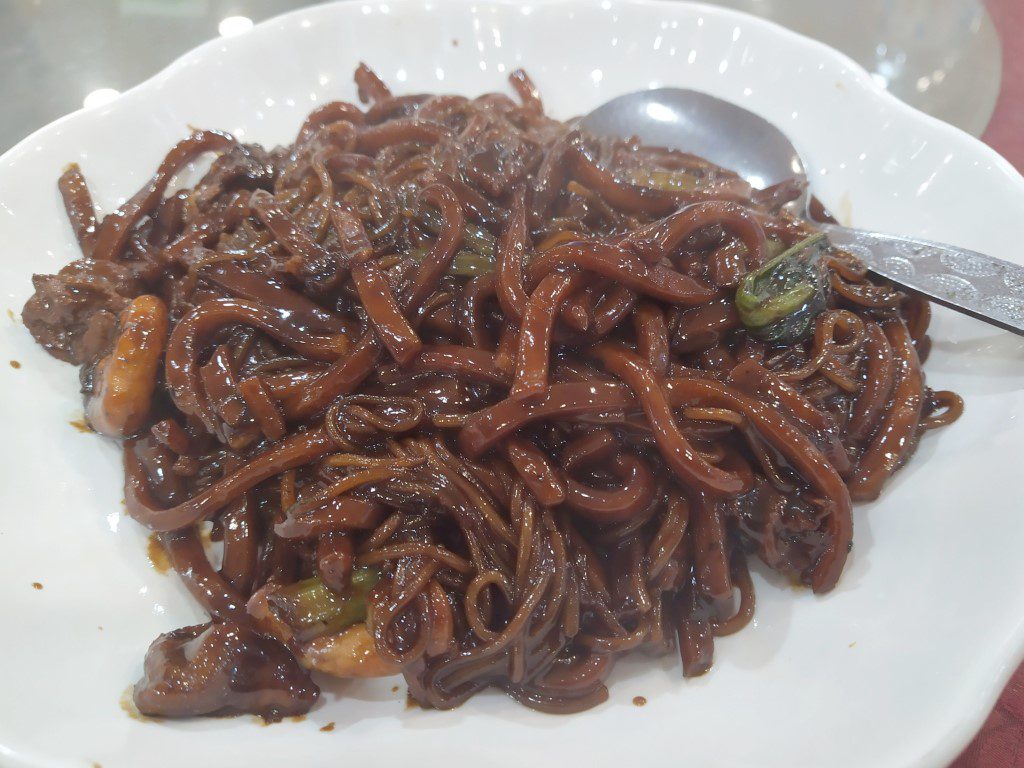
[735,232,830,344]
[268,566,379,631]
[407,246,496,277]
[623,168,701,192]
[418,205,497,259]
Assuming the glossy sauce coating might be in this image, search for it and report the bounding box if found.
[21,65,957,719]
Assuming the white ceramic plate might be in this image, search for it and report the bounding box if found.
[1,2,1022,766]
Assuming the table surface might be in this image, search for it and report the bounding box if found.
[1,1,1022,766]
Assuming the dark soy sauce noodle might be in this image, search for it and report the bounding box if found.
[22,64,960,720]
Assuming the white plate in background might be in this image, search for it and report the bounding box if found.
[0,2,1022,766]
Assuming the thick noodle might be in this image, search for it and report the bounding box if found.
[21,65,959,721]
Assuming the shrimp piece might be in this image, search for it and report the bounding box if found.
[86,295,168,437]
[301,623,400,678]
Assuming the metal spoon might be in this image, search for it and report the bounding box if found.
[579,88,1024,336]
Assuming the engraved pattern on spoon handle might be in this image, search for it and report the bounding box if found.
[819,223,1024,336]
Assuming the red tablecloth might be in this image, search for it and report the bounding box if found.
[980,0,1023,173]
[949,4,1022,765]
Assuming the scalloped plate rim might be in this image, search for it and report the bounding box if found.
[0,3,1021,768]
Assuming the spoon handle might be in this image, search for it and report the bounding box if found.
[819,223,1024,336]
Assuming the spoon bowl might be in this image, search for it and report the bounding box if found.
[580,87,806,193]
[579,87,1024,336]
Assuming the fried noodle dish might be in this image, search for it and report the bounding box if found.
[22,66,962,719]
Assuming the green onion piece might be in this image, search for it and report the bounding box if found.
[735,232,830,345]
[418,205,496,258]
[448,250,497,276]
[407,246,496,277]
[268,566,379,631]
[623,168,700,192]
[764,238,787,260]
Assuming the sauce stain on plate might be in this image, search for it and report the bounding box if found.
[69,417,92,433]
[119,686,152,722]
[146,534,170,574]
